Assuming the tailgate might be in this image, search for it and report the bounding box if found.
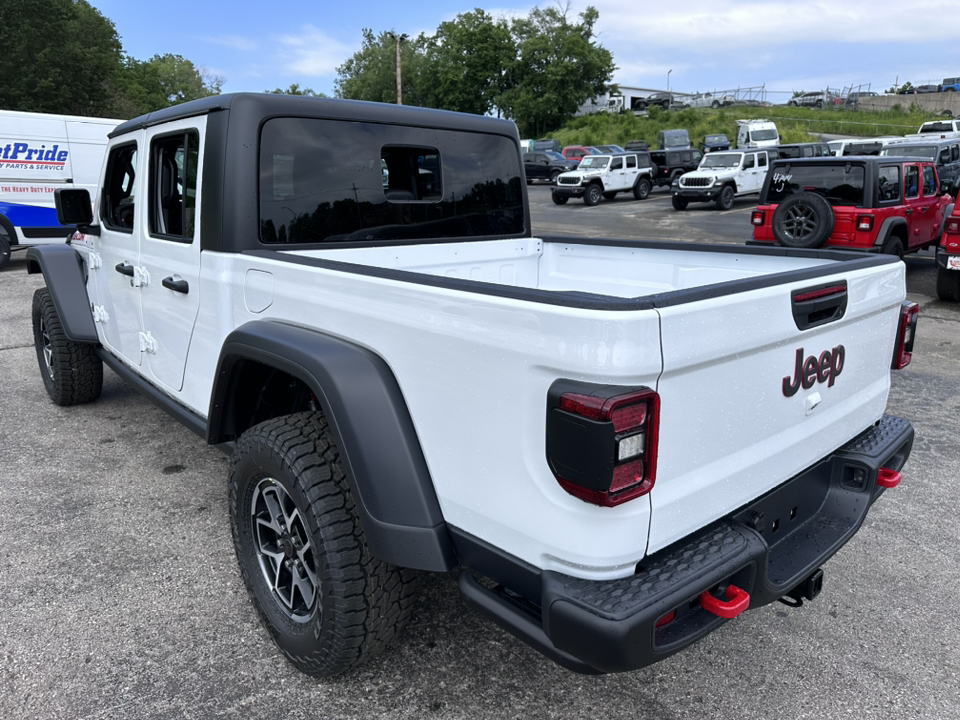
[648,262,904,554]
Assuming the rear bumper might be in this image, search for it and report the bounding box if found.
[936,246,960,269]
[458,414,914,674]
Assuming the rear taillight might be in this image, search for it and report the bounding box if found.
[892,301,919,370]
[856,214,874,231]
[751,210,765,226]
[946,218,960,235]
[546,384,660,507]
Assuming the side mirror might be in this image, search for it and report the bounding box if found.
[55,188,94,227]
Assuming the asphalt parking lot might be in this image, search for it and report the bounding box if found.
[2,191,959,719]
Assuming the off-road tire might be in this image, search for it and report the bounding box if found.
[32,288,102,406]
[937,265,960,301]
[230,411,418,677]
[633,178,652,200]
[0,233,11,270]
[715,185,735,211]
[584,184,602,206]
[771,191,836,248]
[881,236,905,260]
[552,193,568,205]
[672,196,689,211]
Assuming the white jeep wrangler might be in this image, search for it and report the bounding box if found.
[671,148,776,211]
[552,153,654,205]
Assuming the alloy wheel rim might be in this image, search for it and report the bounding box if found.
[783,204,817,239]
[39,315,54,380]
[250,478,320,621]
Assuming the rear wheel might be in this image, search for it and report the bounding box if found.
[715,185,735,211]
[881,236,905,260]
[551,193,568,205]
[633,178,652,200]
[584,184,602,206]
[711,100,720,109]
[31,288,102,406]
[937,265,960,301]
[230,411,419,677]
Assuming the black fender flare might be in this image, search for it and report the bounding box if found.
[209,320,457,572]
[25,245,98,343]
[0,214,17,246]
[874,217,908,248]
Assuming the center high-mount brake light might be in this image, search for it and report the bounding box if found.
[892,301,919,370]
[546,384,660,507]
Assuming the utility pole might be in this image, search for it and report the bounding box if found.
[394,33,408,105]
[667,69,673,103]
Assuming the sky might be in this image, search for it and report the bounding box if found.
[87,0,952,104]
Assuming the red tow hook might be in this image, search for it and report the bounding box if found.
[877,468,902,489]
[700,584,750,619]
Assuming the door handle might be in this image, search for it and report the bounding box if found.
[905,208,914,214]
[162,276,189,294]
[115,262,134,276]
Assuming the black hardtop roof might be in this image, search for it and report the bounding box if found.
[110,92,520,139]
[776,141,830,148]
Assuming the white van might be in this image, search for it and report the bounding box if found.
[735,119,779,148]
[0,109,122,269]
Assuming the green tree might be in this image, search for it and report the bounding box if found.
[420,10,513,116]
[888,81,914,94]
[0,0,123,116]
[335,29,427,105]
[266,84,327,97]
[146,54,223,105]
[499,5,615,137]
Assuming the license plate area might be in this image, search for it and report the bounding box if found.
[947,255,960,270]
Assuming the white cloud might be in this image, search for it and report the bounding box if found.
[275,25,357,77]
[202,35,259,52]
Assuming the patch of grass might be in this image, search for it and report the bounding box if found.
[548,105,944,148]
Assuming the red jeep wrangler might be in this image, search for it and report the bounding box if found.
[750,156,954,257]
[937,206,960,300]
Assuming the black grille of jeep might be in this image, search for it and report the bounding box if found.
[558,176,582,186]
[681,177,711,187]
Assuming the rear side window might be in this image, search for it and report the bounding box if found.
[767,163,866,206]
[923,166,937,195]
[148,130,199,242]
[101,144,138,232]
[758,153,767,167]
[259,118,524,244]
[878,166,901,202]
[626,156,637,169]
[905,166,919,198]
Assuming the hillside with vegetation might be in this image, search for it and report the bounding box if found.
[548,104,950,147]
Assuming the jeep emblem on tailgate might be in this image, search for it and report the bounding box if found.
[783,345,845,397]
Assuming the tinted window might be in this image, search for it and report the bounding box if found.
[885,145,937,160]
[626,156,637,169]
[923,166,937,195]
[767,163,866,206]
[758,153,767,167]
[743,154,755,169]
[611,157,623,170]
[878,166,900,202]
[905,166,919,198]
[259,118,523,244]
[102,144,138,232]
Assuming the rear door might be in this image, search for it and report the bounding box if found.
[137,116,205,392]
[903,163,936,249]
[648,266,902,553]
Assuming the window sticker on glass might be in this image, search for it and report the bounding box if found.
[273,154,295,197]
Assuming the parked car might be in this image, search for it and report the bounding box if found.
[827,139,887,156]
[899,85,940,94]
[687,92,734,109]
[941,77,960,92]
[845,91,878,108]
[750,156,953,256]
[882,138,960,188]
[672,148,776,211]
[561,145,601,164]
[657,129,691,150]
[624,140,649,151]
[937,202,960,300]
[774,142,833,159]
[523,151,578,183]
[634,92,685,111]
[787,92,835,108]
[592,144,625,154]
[650,148,703,186]
[552,152,655,205]
[701,134,731,152]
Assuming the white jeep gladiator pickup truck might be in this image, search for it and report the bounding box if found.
[30,94,917,678]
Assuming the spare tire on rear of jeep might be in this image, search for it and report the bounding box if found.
[772,191,835,249]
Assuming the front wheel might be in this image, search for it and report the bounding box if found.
[715,185,735,211]
[672,196,688,211]
[603,191,617,200]
[549,170,561,183]
[0,233,11,270]
[937,265,960,301]
[552,193,568,205]
[633,178,652,200]
[230,411,418,677]
[584,184,602,206]
[32,288,102,406]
